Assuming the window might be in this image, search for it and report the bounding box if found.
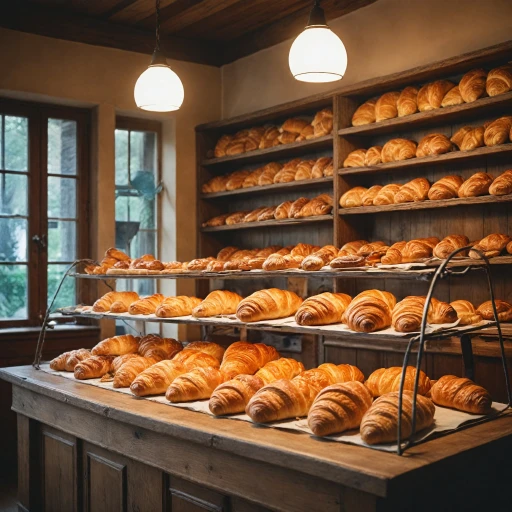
[0,99,89,327]
[115,117,161,297]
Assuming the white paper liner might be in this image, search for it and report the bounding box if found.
[40,365,507,453]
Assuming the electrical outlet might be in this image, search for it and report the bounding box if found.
[258,332,302,353]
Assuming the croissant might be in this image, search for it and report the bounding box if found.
[486,64,512,97]
[477,299,512,322]
[91,334,140,356]
[339,186,368,208]
[342,290,397,332]
[219,341,279,379]
[351,99,376,126]
[186,257,215,271]
[257,207,277,221]
[450,126,473,150]
[259,162,282,186]
[307,381,373,436]
[128,294,164,315]
[450,300,482,325]
[364,146,382,166]
[295,292,352,326]
[360,391,435,445]
[508,240,512,255]
[462,126,487,151]
[416,133,453,158]
[372,184,401,205]
[236,288,303,323]
[392,296,457,332]
[184,341,225,361]
[380,241,407,265]
[226,170,251,190]
[312,108,333,137]
[459,68,487,102]
[138,335,183,360]
[262,253,302,271]
[361,185,383,206]
[130,352,220,396]
[441,85,464,107]
[295,197,332,217]
[209,358,304,416]
[294,160,316,181]
[397,86,418,117]
[300,246,338,271]
[329,255,366,268]
[337,240,368,256]
[244,208,268,223]
[469,233,511,259]
[291,243,320,257]
[155,296,202,318]
[296,124,314,141]
[280,118,309,135]
[92,291,139,313]
[242,168,264,188]
[214,134,232,158]
[192,290,243,317]
[311,157,332,178]
[489,169,512,195]
[50,348,90,371]
[273,159,299,183]
[457,172,493,197]
[484,116,512,146]
[375,91,400,122]
[323,160,334,176]
[202,175,229,194]
[381,138,417,163]
[258,126,280,149]
[428,175,464,200]
[287,197,309,218]
[401,237,439,262]
[343,149,366,168]
[394,178,430,203]
[74,355,115,379]
[202,213,229,228]
[113,355,158,388]
[433,235,470,259]
[246,363,364,423]
[417,80,455,111]
[164,367,225,402]
[430,375,491,414]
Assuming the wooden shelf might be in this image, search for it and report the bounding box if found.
[201,135,333,167]
[201,214,333,232]
[338,143,512,176]
[338,92,512,137]
[338,194,512,215]
[201,176,333,199]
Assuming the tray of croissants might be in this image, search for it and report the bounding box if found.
[46,335,506,452]
[62,287,511,339]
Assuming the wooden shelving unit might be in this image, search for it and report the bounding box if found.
[201,214,333,232]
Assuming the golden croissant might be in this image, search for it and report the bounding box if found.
[489,169,512,196]
[417,80,455,111]
[431,375,491,414]
[351,99,376,126]
[476,299,512,322]
[433,235,470,259]
[428,175,464,200]
[441,85,464,107]
[392,296,457,332]
[469,233,510,259]
[360,391,435,445]
[364,146,383,166]
[375,91,400,122]
[373,184,401,205]
[365,366,432,397]
[416,133,453,158]
[165,367,226,402]
[459,68,487,103]
[209,358,305,416]
[300,245,338,271]
[91,334,140,356]
[183,341,225,361]
[381,138,417,163]
[483,116,512,146]
[342,290,396,333]
[113,355,159,388]
[343,149,366,168]
[361,185,383,206]
[246,363,364,423]
[339,187,368,208]
[450,300,482,325]
[219,341,279,379]
[74,355,115,380]
[50,348,91,372]
[486,64,512,97]
[307,381,373,437]
[138,334,183,360]
[92,291,139,313]
[155,296,202,317]
[128,294,164,315]
[458,172,493,197]
[295,292,352,326]
[236,288,303,323]
[394,178,430,203]
[397,86,418,117]
[380,241,406,265]
[192,290,243,317]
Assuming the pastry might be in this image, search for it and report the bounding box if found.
[342,290,397,332]
[280,118,310,134]
[246,363,364,423]
[202,175,229,194]
[489,169,512,195]
[274,200,293,219]
[242,168,264,188]
[441,85,464,107]
[351,99,376,126]
[273,159,300,183]
[430,375,492,414]
[186,258,215,271]
[337,240,368,257]
[457,172,493,197]
[484,116,512,146]
[259,162,282,185]
[469,233,511,259]
[361,185,383,206]
[459,68,487,102]
[380,241,406,265]
[278,131,298,145]
[343,149,366,168]
[257,207,277,222]
[92,291,139,313]
[476,299,512,322]
[214,134,233,158]
[295,197,332,217]
[50,349,90,372]
[300,245,338,271]
[311,157,332,178]
[128,294,164,315]
[417,80,456,110]
[236,288,303,322]
[364,146,382,166]
[416,133,453,157]
[296,124,314,141]
[219,341,280,379]
[339,187,368,208]
[166,367,226,402]
[138,335,183,360]
[312,108,333,137]
[262,253,302,271]
[433,235,470,258]
[375,91,401,122]
[202,214,229,228]
[366,366,431,397]
[192,290,243,317]
[450,300,482,325]
[397,86,419,117]
[323,160,334,176]
[392,296,457,332]
[155,296,202,318]
[217,246,239,261]
[428,175,464,200]
[184,342,225,361]
[381,138,417,163]
[360,391,435,444]
[401,237,439,262]
[294,160,316,181]
[113,355,158,388]
[224,211,248,225]
[259,126,280,149]
[486,64,512,97]
[307,381,373,436]
[244,208,268,223]
[329,255,366,268]
[226,170,252,190]
[394,178,430,203]
[289,197,310,218]
[462,126,486,151]
[91,334,140,356]
[74,355,115,379]
[295,292,352,326]
[450,126,473,150]
[373,184,401,205]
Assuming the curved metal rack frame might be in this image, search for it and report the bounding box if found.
[396,247,512,456]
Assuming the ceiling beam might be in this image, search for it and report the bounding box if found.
[0,2,223,66]
[108,0,178,24]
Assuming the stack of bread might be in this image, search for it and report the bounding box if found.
[213,108,333,158]
[339,169,512,209]
[351,65,512,126]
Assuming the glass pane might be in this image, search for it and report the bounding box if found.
[48,220,76,262]
[0,218,27,262]
[48,119,77,175]
[0,264,28,319]
[0,116,3,168]
[130,131,157,176]
[115,196,129,221]
[48,264,76,309]
[115,129,129,185]
[132,229,156,258]
[4,116,28,171]
[0,173,28,215]
[48,176,77,218]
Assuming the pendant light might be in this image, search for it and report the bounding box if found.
[134,0,184,112]
[289,0,348,83]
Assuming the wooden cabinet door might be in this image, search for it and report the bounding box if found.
[167,476,229,512]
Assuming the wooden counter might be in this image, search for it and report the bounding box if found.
[2,366,512,512]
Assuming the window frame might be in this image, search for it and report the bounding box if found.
[0,97,90,328]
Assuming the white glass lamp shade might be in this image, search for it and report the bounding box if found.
[289,26,347,83]
[134,64,184,112]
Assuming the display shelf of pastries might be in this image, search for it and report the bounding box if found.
[201,214,334,232]
[339,91,512,137]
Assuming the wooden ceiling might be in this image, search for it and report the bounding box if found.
[1,0,377,66]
